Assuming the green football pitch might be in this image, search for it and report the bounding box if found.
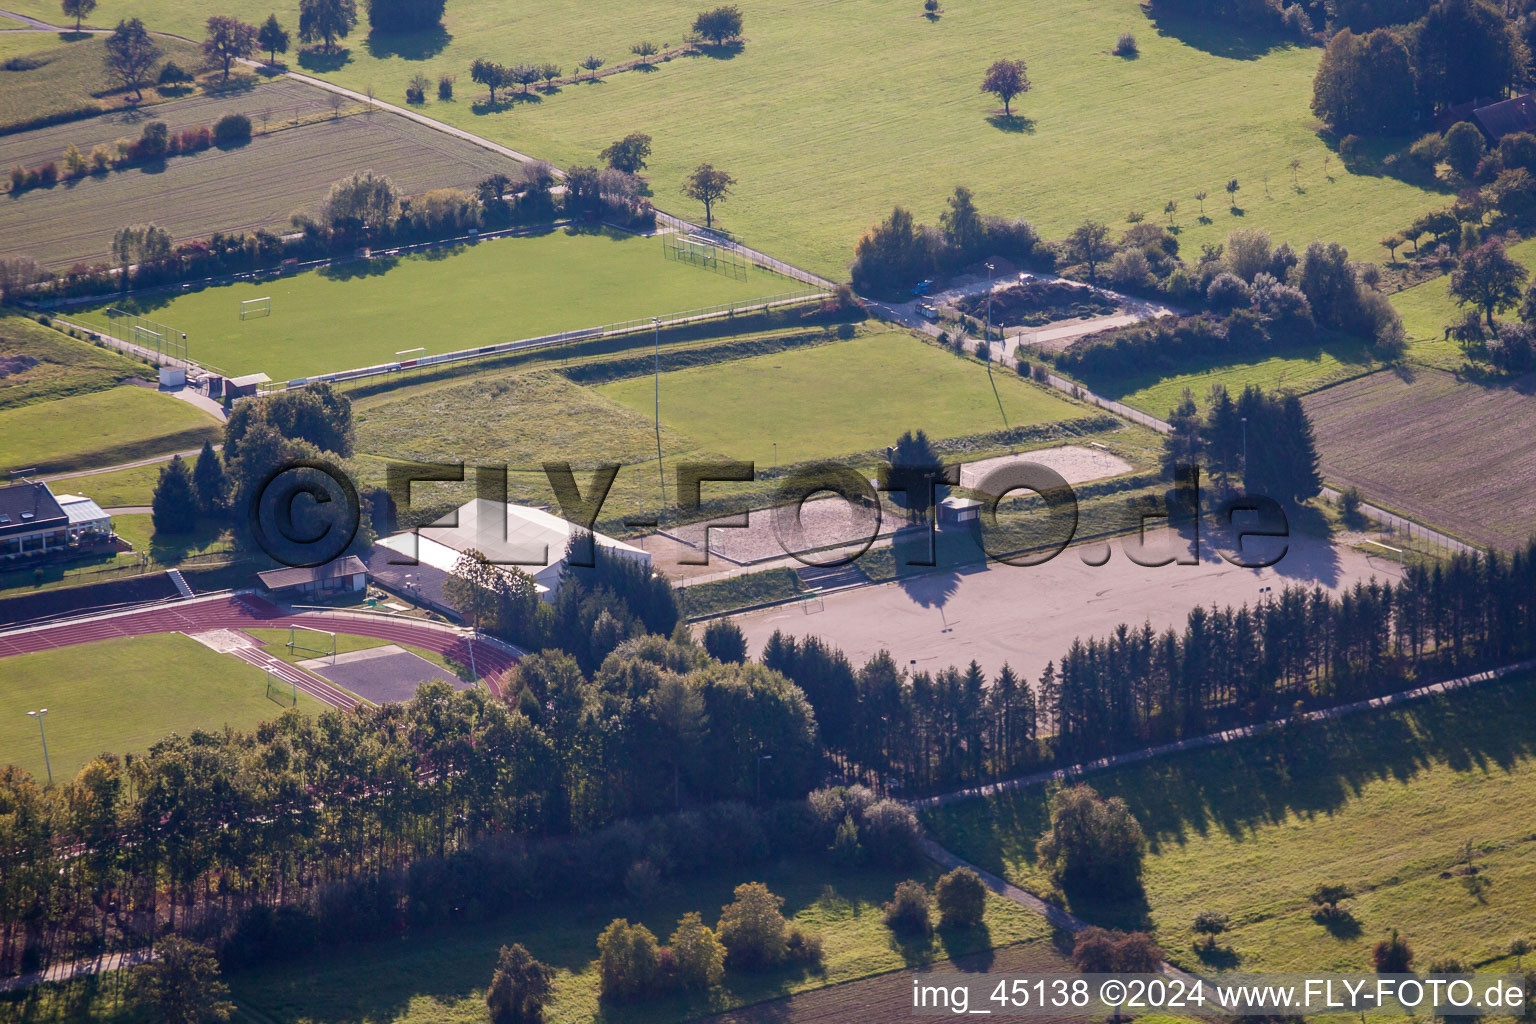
[0,634,323,783]
[76,229,796,382]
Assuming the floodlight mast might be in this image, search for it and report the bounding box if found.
[26,708,51,786]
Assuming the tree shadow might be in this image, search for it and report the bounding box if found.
[1228,205,1246,216]
[470,96,515,115]
[1143,4,1296,60]
[938,923,994,969]
[986,113,1036,134]
[1312,909,1363,939]
[1194,942,1242,968]
[201,74,257,96]
[364,25,450,60]
[319,254,401,280]
[149,521,228,563]
[889,926,939,966]
[297,47,351,72]
[695,39,745,59]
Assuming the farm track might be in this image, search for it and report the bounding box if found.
[0,592,516,698]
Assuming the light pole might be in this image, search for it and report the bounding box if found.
[755,751,773,801]
[652,316,664,503]
[984,262,995,356]
[772,441,778,473]
[27,708,51,786]
[1240,415,1248,483]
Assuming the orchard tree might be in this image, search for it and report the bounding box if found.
[980,57,1030,116]
[538,62,560,89]
[257,14,290,63]
[600,132,652,173]
[470,58,509,102]
[682,163,735,228]
[1451,239,1530,326]
[103,18,161,100]
[298,0,357,54]
[578,54,605,80]
[1066,220,1113,285]
[631,40,660,64]
[692,5,743,45]
[203,16,258,81]
[60,0,95,33]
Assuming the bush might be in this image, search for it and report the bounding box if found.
[1072,926,1165,972]
[34,162,57,186]
[1339,134,1362,163]
[486,943,554,1024]
[1205,271,1253,312]
[860,799,924,867]
[1113,32,1137,56]
[1339,486,1363,525]
[157,60,192,84]
[668,912,725,990]
[1373,929,1413,973]
[785,925,823,966]
[883,880,933,935]
[213,113,253,145]
[1409,132,1445,168]
[438,73,454,99]
[934,866,987,929]
[596,919,660,1001]
[717,882,788,971]
[1035,783,1147,897]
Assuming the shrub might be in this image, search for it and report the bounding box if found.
[1205,271,1253,312]
[1113,32,1137,56]
[179,125,212,153]
[9,164,27,192]
[89,144,112,173]
[668,912,725,990]
[1339,134,1362,163]
[438,73,454,99]
[1409,132,1445,168]
[486,943,554,1024]
[213,113,253,145]
[157,60,191,85]
[935,867,987,928]
[1373,929,1413,973]
[596,919,660,1001]
[717,882,788,970]
[34,162,58,186]
[924,0,940,12]
[830,814,861,865]
[860,799,924,867]
[133,121,169,160]
[785,925,823,966]
[1073,926,1165,972]
[1035,783,1147,896]
[883,880,933,935]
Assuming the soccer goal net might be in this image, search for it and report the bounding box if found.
[132,325,162,350]
[265,672,297,707]
[240,296,272,320]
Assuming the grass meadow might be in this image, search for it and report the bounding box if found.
[3,0,1450,278]
[597,330,1083,467]
[225,858,1050,1024]
[925,671,1536,974]
[0,384,221,473]
[78,229,789,379]
[1390,237,1536,370]
[1080,332,1378,418]
[0,312,148,411]
[54,460,163,506]
[0,32,203,131]
[0,633,323,782]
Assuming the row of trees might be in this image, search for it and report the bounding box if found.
[850,187,1041,297]
[1445,237,1536,371]
[1311,0,1528,135]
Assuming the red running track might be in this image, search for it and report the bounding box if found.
[0,594,515,702]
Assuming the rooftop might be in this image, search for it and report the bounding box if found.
[1474,94,1536,141]
[256,554,369,591]
[0,481,66,536]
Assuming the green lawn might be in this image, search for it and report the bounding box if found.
[0,312,148,411]
[0,32,203,132]
[20,0,1450,278]
[79,229,791,381]
[0,385,221,473]
[1081,333,1378,417]
[110,512,233,562]
[0,634,323,783]
[1390,237,1536,370]
[229,857,1051,1024]
[55,460,164,507]
[598,330,1083,467]
[925,671,1536,975]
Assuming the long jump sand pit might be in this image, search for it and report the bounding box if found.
[299,645,467,704]
[664,445,1136,565]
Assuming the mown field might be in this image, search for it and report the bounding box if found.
[226,858,1050,1024]
[74,229,787,379]
[0,312,148,410]
[1080,332,1378,418]
[0,633,323,782]
[50,459,164,506]
[5,0,1450,278]
[926,670,1536,974]
[0,74,350,170]
[0,384,221,473]
[0,32,203,132]
[597,330,1083,467]
[2,108,524,267]
[1302,368,1536,550]
[1391,237,1536,371]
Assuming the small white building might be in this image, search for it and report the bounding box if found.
[377,499,650,601]
[53,493,114,543]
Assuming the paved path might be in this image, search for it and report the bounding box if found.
[101,505,152,514]
[0,948,156,994]
[40,446,217,483]
[0,591,517,697]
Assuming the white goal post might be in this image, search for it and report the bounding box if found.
[240,296,272,320]
[132,325,162,348]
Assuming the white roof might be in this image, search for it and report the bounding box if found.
[380,500,649,592]
[228,372,271,386]
[54,494,110,525]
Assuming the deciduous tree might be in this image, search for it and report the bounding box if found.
[257,14,289,63]
[131,937,233,1024]
[60,0,95,33]
[103,18,160,101]
[486,943,554,1024]
[682,163,735,228]
[600,132,652,173]
[980,57,1029,116]
[1451,239,1529,326]
[203,16,258,81]
[298,0,356,54]
[692,5,743,45]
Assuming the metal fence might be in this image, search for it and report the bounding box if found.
[259,288,828,393]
